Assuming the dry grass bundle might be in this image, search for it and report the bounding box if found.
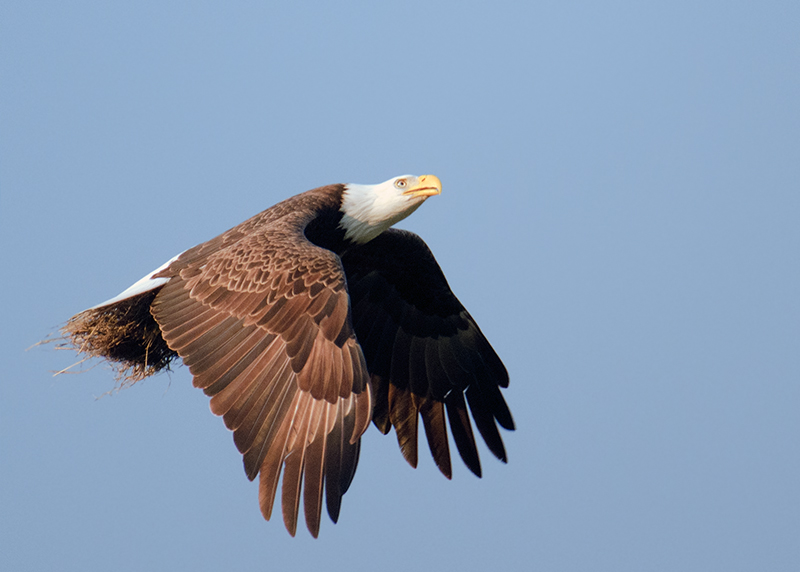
[57,289,178,387]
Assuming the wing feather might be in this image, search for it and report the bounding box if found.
[445,389,482,477]
[302,404,328,538]
[323,404,346,522]
[257,388,300,521]
[465,384,507,462]
[420,400,452,479]
[281,394,313,536]
[388,383,419,467]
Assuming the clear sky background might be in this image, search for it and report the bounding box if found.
[2,2,799,571]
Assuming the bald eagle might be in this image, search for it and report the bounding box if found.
[61,175,514,537]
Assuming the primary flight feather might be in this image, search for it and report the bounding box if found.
[61,174,514,537]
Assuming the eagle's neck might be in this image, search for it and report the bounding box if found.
[338,183,423,244]
[302,186,352,254]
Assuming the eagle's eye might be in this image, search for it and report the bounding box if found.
[394,179,407,189]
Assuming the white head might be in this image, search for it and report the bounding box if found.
[339,174,442,244]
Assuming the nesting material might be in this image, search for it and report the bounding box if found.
[59,289,178,387]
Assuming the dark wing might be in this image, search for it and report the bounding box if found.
[150,209,371,537]
[341,229,514,479]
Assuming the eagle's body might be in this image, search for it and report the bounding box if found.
[62,175,513,537]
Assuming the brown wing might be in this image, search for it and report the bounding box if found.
[150,204,371,538]
[341,229,514,479]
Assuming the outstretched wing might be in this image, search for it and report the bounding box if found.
[150,209,371,537]
[341,229,514,479]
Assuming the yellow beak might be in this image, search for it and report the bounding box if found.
[402,174,442,198]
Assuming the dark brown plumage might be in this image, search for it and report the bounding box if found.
[61,176,513,537]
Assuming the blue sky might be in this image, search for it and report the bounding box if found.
[2,2,799,571]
